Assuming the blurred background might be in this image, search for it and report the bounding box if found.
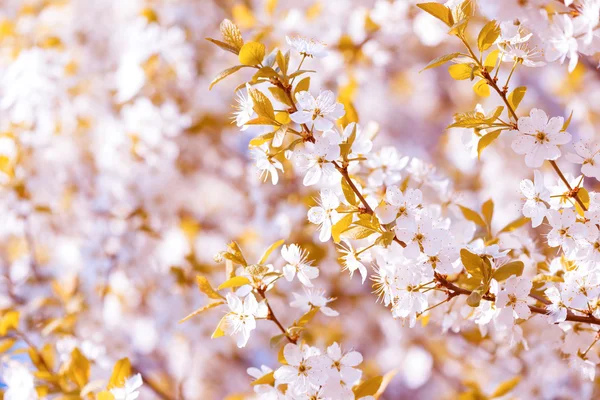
[1,0,600,398]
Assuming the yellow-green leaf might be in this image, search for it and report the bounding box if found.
[205,38,239,55]
[477,129,502,160]
[249,87,275,120]
[482,199,494,227]
[342,225,376,240]
[297,307,319,327]
[416,3,453,26]
[239,41,266,66]
[562,110,573,131]
[209,65,248,90]
[108,358,132,390]
[421,52,462,72]
[460,248,485,280]
[473,79,490,97]
[484,49,500,69]
[218,276,251,290]
[179,301,225,324]
[477,20,500,52]
[466,290,482,307]
[332,214,354,243]
[575,187,591,217]
[491,376,521,398]
[220,19,244,51]
[248,131,275,147]
[353,376,384,398]
[294,77,310,96]
[97,391,115,400]
[259,239,285,264]
[493,261,524,282]
[67,348,90,389]
[448,63,473,80]
[341,177,358,206]
[251,371,275,386]
[0,338,16,353]
[508,86,526,111]
[197,276,225,300]
[458,205,486,227]
[268,87,293,107]
[0,310,19,335]
[211,316,228,338]
[498,216,530,233]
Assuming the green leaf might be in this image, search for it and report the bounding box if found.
[259,239,285,264]
[353,376,384,398]
[239,41,266,65]
[498,216,530,233]
[477,129,502,160]
[196,276,225,300]
[458,205,486,227]
[332,214,354,244]
[493,261,525,282]
[477,20,500,52]
[421,52,462,72]
[508,86,526,111]
[217,276,251,290]
[416,3,453,26]
[491,376,521,398]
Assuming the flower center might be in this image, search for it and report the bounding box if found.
[535,131,548,142]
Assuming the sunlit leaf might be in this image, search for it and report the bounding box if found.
[217,276,251,290]
[416,3,453,26]
[239,41,266,66]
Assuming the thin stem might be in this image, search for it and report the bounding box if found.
[549,160,587,211]
[504,60,518,89]
[257,289,297,344]
[460,34,588,211]
[434,273,600,326]
[333,161,407,248]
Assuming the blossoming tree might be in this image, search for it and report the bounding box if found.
[4,0,600,399]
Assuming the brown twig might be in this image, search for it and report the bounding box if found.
[434,273,600,326]
[257,288,297,344]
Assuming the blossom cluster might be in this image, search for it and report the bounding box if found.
[4,0,600,399]
[201,1,600,398]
